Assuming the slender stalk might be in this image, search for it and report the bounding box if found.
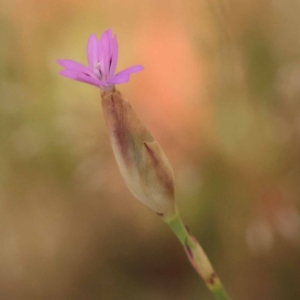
[162,210,231,300]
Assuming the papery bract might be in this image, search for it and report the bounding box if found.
[101,90,176,217]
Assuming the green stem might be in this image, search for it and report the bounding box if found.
[162,210,231,300]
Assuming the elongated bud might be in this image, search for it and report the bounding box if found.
[101,89,176,217]
[184,234,218,289]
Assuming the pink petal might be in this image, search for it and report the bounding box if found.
[108,65,143,84]
[117,65,144,75]
[108,73,130,84]
[87,34,98,69]
[57,59,97,79]
[109,35,118,76]
[118,65,144,74]
[98,29,113,76]
[59,69,102,87]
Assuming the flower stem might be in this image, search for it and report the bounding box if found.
[161,210,231,300]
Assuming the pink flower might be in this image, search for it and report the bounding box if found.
[57,29,143,90]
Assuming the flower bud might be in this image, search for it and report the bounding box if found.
[184,233,216,289]
[101,89,176,217]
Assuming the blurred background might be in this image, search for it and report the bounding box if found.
[0,0,300,299]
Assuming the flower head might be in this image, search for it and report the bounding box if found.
[57,29,143,90]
